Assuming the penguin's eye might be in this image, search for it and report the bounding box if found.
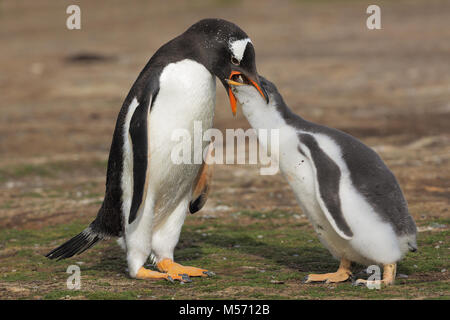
[231,57,240,66]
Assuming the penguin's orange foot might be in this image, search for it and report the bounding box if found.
[304,270,351,284]
[353,263,396,288]
[304,258,352,284]
[157,258,215,279]
[135,267,187,282]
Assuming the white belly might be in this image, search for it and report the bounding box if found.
[274,127,360,262]
[277,127,332,229]
[147,59,216,223]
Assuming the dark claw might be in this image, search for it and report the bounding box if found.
[203,271,215,277]
[302,275,310,284]
[167,276,174,283]
[180,274,192,283]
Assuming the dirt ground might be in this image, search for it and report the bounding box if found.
[0,0,449,299]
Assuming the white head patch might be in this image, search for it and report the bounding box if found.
[229,38,252,63]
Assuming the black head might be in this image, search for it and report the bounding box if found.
[183,19,268,115]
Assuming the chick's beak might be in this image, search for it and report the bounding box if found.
[226,71,268,116]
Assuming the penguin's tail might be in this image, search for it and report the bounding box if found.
[407,234,418,252]
[408,241,418,252]
[45,226,105,260]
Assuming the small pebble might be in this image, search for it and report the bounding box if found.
[213,205,230,212]
[201,215,217,220]
[441,269,447,273]
[430,223,446,229]
[270,280,284,284]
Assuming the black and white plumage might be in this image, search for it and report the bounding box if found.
[228,76,417,285]
[46,19,266,281]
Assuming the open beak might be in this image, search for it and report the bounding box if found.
[226,71,268,116]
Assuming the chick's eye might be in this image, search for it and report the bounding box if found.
[231,57,239,65]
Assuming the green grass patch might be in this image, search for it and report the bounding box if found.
[0,211,448,299]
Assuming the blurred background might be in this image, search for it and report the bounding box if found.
[0,0,449,299]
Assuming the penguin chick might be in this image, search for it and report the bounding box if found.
[227,76,417,286]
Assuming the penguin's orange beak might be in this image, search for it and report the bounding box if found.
[227,71,267,116]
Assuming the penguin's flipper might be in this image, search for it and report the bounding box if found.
[128,93,154,224]
[298,134,353,240]
[189,142,214,214]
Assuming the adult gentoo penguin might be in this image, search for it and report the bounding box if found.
[46,19,267,282]
[227,76,417,286]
